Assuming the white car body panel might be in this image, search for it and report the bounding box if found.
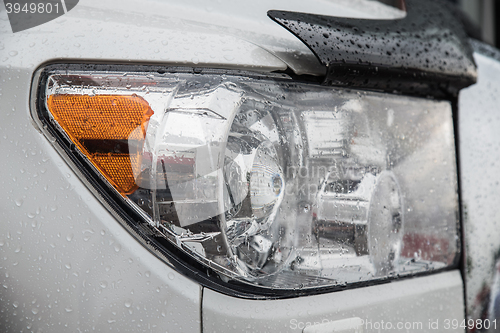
[459,51,500,326]
[203,271,464,333]
[0,0,404,75]
[0,1,467,332]
[0,106,202,331]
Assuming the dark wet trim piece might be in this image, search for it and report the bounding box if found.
[471,39,500,63]
[268,0,477,98]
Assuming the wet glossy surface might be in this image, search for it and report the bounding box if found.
[268,0,477,97]
[460,42,500,331]
[204,271,464,333]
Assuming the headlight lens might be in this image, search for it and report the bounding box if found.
[37,66,460,291]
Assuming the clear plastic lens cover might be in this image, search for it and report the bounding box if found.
[42,68,459,290]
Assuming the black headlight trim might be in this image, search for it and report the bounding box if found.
[268,0,477,98]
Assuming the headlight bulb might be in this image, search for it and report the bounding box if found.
[223,122,285,273]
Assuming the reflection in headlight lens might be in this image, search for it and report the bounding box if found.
[42,69,460,290]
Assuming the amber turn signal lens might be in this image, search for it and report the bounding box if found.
[47,94,154,195]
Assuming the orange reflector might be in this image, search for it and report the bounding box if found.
[47,94,154,195]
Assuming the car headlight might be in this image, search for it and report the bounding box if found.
[33,64,460,293]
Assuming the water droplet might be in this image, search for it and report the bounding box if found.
[124,300,133,308]
[168,273,174,280]
[15,198,23,207]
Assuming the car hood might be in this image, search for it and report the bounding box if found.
[0,0,404,75]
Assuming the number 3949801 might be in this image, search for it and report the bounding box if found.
[5,2,60,14]
[443,319,497,330]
